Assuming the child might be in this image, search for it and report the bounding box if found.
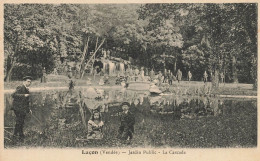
[87,110,104,140]
[86,78,92,85]
[99,76,105,86]
[117,102,135,143]
[104,73,109,84]
[115,73,121,85]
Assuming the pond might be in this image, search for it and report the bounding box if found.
[4,88,257,148]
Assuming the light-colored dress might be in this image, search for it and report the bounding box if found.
[87,120,104,139]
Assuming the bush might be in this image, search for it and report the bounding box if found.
[11,64,43,80]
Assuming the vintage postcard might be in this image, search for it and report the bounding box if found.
[0,0,259,161]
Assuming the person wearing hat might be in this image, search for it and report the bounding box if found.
[203,71,208,83]
[11,76,33,141]
[41,67,47,83]
[117,102,135,144]
[187,70,192,82]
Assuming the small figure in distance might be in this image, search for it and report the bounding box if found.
[176,69,182,83]
[150,68,155,81]
[187,71,192,82]
[134,67,139,81]
[157,71,163,86]
[220,72,224,84]
[41,67,47,83]
[67,66,73,79]
[140,67,145,81]
[203,71,208,83]
[53,67,58,75]
[168,72,174,85]
[86,77,92,85]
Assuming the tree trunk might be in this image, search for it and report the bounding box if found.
[79,37,90,77]
[90,37,99,75]
[163,52,166,71]
[5,33,19,82]
[5,63,14,82]
[81,38,105,79]
[212,69,219,89]
[4,55,13,82]
[173,58,177,73]
[232,55,238,83]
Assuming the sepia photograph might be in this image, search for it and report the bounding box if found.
[1,1,258,161]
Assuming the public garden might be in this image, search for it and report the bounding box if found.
[4,4,257,148]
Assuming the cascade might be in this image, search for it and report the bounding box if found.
[119,63,125,74]
[109,61,115,76]
[103,62,107,74]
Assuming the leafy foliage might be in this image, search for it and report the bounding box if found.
[4,4,257,86]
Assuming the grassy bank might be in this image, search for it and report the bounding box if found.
[4,99,257,148]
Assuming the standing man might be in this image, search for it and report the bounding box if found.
[203,71,208,83]
[167,70,171,84]
[150,69,155,81]
[145,68,149,76]
[67,66,72,79]
[220,72,224,83]
[41,67,47,83]
[176,69,182,83]
[163,69,167,83]
[140,67,145,81]
[158,71,163,85]
[168,72,174,85]
[187,71,192,82]
[134,67,139,81]
[11,76,33,141]
[129,66,133,81]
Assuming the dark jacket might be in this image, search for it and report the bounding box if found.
[120,111,135,133]
[11,85,30,113]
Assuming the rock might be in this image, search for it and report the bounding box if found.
[82,87,102,99]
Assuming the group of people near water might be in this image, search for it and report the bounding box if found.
[11,64,226,144]
[10,70,226,145]
[112,67,186,86]
[10,75,135,144]
[105,66,226,87]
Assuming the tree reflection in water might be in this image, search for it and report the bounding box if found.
[4,88,257,148]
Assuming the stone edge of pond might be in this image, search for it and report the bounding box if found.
[3,86,124,94]
[3,86,257,99]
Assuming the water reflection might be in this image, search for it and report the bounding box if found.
[4,88,257,147]
[3,88,251,125]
